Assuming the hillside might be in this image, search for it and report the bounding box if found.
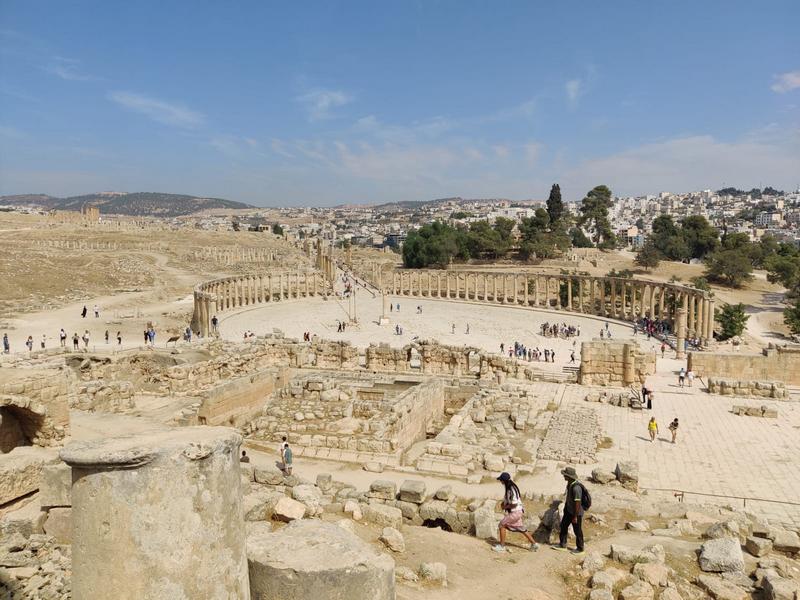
[0,192,254,217]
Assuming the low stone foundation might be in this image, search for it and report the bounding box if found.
[707,377,787,399]
[578,341,655,387]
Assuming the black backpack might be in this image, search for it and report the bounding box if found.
[574,481,592,511]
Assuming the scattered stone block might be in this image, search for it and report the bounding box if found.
[315,473,332,492]
[615,461,639,491]
[38,463,71,508]
[745,536,773,557]
[772,530,800,555]
[272,496,307,522]
[398,480,426,504]
[379,527,405,553]
[762,573,800,600]
[364,503,403,529]
[248,520,395,600]
[696,574,748,600]
[589,590,614,600]
[368,480,397,501]
[699,538,745,573]
[0,448,58,506]
[619,580,655,600]
[0,498,45,538]
[42,507,72,544]
[363,461,384,473]
[434,485,453,501]
[633,562,669,587]
[626,520,650,532]
[581,550,605,574]
[395,566,418,582]
[591,468,616,484]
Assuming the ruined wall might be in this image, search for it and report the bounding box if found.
[387,378,445,452]
[198,367,286,427]
[706,377,788,399]
[578,340,656,386]
[688,346,800,385]
[0,370,70,449]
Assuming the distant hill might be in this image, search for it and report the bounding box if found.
[0,192,254,217]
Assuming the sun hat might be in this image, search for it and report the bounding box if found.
[560,466,578,479]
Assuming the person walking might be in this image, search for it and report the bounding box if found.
[105,330,109,344]
[81,305,87,319]
[72,332,79,351]
[668,418,679,443]
[82,330,90,349]
[279,436,289,471]
[647,390,654,410]
[211,315,218,333]
[553,466,585,555]
[2,333,9,354]
[493,472,538,553]
[660,343,666,358]
[41,334,46,349]
[94,304,100,318]
[26,336,33,352]
[116,331,122,346]
[678,367,686,388]
[648,417,659,442]
[283,443,293,475]
[686,369,694,388]
[569,351,576,364]
[59,328,67,348]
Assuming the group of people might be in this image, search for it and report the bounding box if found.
[302,331,314,342]
[502,342,561,364]
[647,416,680,443]
[494,466,587,555]
[12,328,125,354]
[80,304,101,319]
[540,322,581,338]
[634,316,672,340]
[336,320,349,333]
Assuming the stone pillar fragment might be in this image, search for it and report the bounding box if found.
[61,428,249,600]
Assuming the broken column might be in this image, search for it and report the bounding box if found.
[248,520,395,600]
[61,427,249,600]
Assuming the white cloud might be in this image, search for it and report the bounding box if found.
[771,70,800,93]
[561,131,799,198]
[565,79,583,106]
[296,89,353,121]
[523,142,542,166]
[44,56,91,81]
[108,91,205,128]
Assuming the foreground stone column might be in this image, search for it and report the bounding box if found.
[249,520,394,600]
[61,427,249,600]
[676,304,687,359]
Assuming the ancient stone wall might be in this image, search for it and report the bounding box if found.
[688,345,800,386]
[0,370,70,450]
[707,377,788,399]
[578,340,656,386]
[198,368,287,427]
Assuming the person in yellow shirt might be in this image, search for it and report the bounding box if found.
[647,417,659,442]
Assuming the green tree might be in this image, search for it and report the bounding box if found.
[784,299,800,335]
[765,253,800,296]
[402,221,467,268]
[634,241,662,271]
[272,223,284,235]
[679,215,719,259]
[466,219,510,259]
[649,215,690,261]
[569,227,593,248]
[705,250,753,288]
[690,276,711,292]
[715,303,750,340]
[578,185,616,249]
[545,183,564,226]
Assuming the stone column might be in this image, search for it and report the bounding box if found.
[600,279,607,316]
[687,294,696,336]
[492,275,498,302]
[61,428,249,599]
[676,301,688,360]
[445,272,451,299]
[567,278,573,311]
[706,299,715,342]
[524,276,529,306]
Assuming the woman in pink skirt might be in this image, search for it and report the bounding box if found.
[493,472,539,552]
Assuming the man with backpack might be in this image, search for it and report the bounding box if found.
[554,466,588,555]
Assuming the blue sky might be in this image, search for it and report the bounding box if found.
[1,1,798,205]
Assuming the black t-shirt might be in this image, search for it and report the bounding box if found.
[564,480,584,516]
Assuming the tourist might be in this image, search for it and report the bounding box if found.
[451,323,455,334]
[283,443,293,475]
[59,328,67,348]
[81,305,87,319]
[390,303,393,313]
[105,330,110,344]
[82,330,90,349]
[660,343,666,358]
[678,367,685,387]
[26,336,33,352]
[647,391,653,410]
[240,450,250,463]
[493,472,538,553]
[144,329,149,345]
[500,343,504,354]
[396,303,400,312]
[569,350,576,364]
[647,417,659,442]
[668,418,679,444]
[550,350,556,363]
[211,315,218,333]
[41,334,46,349]
[553,466,585,555]
[94,304,100,318]
[465,324,470,334]
[72,332,79,350]
[686,369,694,387]
[641,385,649,407]
[2,333,9,354]
[279,436,289,470]
[116,331,122,346]
[544,349,550,362]
[599,329,604,340]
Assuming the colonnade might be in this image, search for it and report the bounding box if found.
[384,270,715,346]
[191,270,328,337]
